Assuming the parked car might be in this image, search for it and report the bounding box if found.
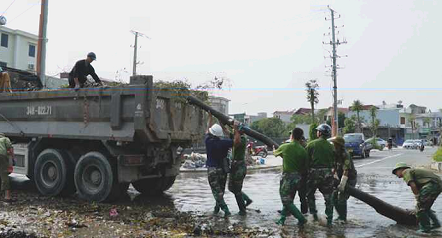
[344,133,372,158]
[365,137,387,149]
[403,140,418,149]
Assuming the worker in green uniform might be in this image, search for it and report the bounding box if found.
[393,162,442,232]
[331,136,357,222]
[305,124,335,226]
[274,128,308,226]
[228,122,253,215]
[0,133,13,202]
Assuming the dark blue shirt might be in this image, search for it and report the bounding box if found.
[205,134,233,168]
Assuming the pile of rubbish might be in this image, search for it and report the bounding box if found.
[181,151,263,170]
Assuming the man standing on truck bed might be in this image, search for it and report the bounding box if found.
[0,133,14,202]
[205,112,233,217]
[68,52,103,89]
[0,67,12,93]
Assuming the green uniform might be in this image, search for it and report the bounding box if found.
[332,149,357,221]
[0,136,11,191]
[305,137,335,224]
[402,168,442,231]
[228,136,252,213]
[274,141,307,225]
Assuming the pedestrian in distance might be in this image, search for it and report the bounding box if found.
[393,162,442,233]
[68,52,103,90]
[330,136,357,223]
[274,128,308,226]
[227,121,253,216]
[205,112,233,217]
[0,133,14,202]
[305,124,335,226]
[0,67,12,93]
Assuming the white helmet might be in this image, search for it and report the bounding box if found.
[209,124,224,137]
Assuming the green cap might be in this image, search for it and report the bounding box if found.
[331,136,345,147]
[392,162,410,175]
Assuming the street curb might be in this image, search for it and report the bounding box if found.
[430,161,442,172]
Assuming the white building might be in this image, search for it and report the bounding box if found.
[209,96,230,115]
[273,110,295,124]
[0,26,38,72]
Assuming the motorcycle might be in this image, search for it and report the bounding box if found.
[247,141,268,158]
[387,138,393,151]
[419,141,425,152]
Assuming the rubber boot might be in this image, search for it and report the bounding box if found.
[220,203,231,217]
[235,193,247,216]
[276,207,287,225]
[300,197,309,214]
[287,204,307,226]
[335,202,347,222]
[213,203,220,215]
[308,199,319,221]
[242,192,253,207]
[417,212,431,233]
[429,210,441,230]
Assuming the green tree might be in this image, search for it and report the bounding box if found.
[343,115,356,134]
[306,79,319,124]
[309,123,318,141]
[251,117,287,138]
[423,117,431,128]
[369,106,379,138]
[351,100,364,133]
[407,114,417,139]
[338,111,346,129]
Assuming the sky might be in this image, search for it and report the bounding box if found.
[1,0,441,115]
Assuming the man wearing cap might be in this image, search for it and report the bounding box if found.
[393,162,442,232]
[205,112,233,217]
[0,133,13,202]
[330,136,357,222]
[228,123,253,215]
[274,127,308,226]
[68,52,103,89]
[305,124,335,226]
[0,67,12,93]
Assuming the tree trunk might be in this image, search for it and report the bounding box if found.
[310,90,315,124]
[186,95,280,149]
[357,111,361,133]
[346,186,417,225]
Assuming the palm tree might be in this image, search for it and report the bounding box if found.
[369,106,378,137]
[305,79,319,124]
[351,100,364,133]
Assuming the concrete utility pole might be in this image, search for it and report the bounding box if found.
[37,0,48,87]
[131,30,150,76]
[325,6,346,136]
[37,0,49,87]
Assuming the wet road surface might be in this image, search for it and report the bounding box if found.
[161,147,442,237]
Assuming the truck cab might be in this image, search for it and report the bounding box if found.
[344,133,372,158]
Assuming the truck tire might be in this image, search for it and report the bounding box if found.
[74,152,121,202]
[34,149,74,197]
[132,176,176,195]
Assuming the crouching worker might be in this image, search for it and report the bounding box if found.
[393,162,442,233]
[331,136,357,222]
[228,121,253,215]
[205,112,232,217]
[274,128,308,226]
[0,133,13,202]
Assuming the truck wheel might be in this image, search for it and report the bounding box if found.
[132,176,176,195]
[34,149,74,197]
[361,149,366,159]
[74,152,120,202]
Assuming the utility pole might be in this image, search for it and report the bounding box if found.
[37,0,49,87]
[131,30,150,76]
[325,6,346,136]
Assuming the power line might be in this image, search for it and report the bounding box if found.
[2,0,18,16]
[8,4,38,24]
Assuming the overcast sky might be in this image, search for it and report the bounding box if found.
[1,0,441,115]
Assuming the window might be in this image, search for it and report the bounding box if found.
[0,62,6,68]
[1,33,8,48]
[29,45,36,57]
[400,117,406,125]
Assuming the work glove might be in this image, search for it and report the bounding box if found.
[338,175,348,192]
[74,84,80,91]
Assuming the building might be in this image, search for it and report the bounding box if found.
[273,110,295,124]
[0,26,38,72]
[230,112,268,126]
[208,96,230,115]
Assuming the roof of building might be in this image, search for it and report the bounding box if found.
[294,108,312,115]
[273,109,295,115]
[0,26,38,40]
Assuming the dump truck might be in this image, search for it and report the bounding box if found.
[0,75,206,202]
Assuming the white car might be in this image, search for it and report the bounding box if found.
[403,140,418,149]
[365,137,387,149]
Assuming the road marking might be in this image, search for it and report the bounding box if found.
[355,153,403,168]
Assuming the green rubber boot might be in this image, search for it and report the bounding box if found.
[287,204,307,226]
[242,192,253,207]
[235,193,247,216]
[220,203,231,217]
[335,203,347,222]
[417,211,431,233]
[275,207,287,226]
[213,203,220,215]
[429,210,441,230]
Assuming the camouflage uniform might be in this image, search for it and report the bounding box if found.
[305,137,335,224]
[0,134,11,192]
[208,167,228,210]
[228,136,252,214]
[402,168,442,231]
[332,149,357,221]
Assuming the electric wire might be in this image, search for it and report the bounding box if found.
[1,0,17,16]
[8,3,38,24]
